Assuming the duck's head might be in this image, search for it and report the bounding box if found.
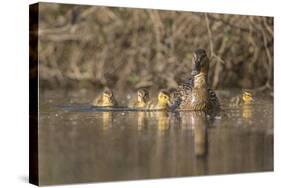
[158,90,172,107]
[191,49,209,77]
[102,88,114,104]
[242,90,254,104]
[137,89,150,103]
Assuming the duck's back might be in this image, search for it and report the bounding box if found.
[171,77,193,107]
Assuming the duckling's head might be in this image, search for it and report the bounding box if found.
[102,88,114,104]
[137,89,149,103]
[158,90,172,107]
[191,49,209,76]
[242,90,254,104]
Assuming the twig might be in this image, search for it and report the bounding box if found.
[204,13,214,56]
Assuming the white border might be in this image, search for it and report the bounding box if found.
[0,0,279,188]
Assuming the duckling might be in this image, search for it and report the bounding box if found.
[149,90,172,110]
[242,90,254,104]
[171,49,219,111]
[230,90,254,107]
[92,88,118,107]
[131,89,152,108]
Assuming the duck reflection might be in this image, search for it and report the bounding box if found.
[178,111,208,158]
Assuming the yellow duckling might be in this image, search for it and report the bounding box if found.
[242,90,254,104]
[230,90,254,107]
[230,90,254,119]
[149,90,172,110]
[131,89,152,108]
[93,88,118,107]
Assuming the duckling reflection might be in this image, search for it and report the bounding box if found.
[242,105,253,120]
[136,111,147,131]
[147,111,170,132]
[101,112,113,130]
[157,111,170,131]
[178,111,208,157]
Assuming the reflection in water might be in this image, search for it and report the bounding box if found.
[137,111,146,131]
[178,111,208,157]
[242,105,253,120]
[177,111,208,176]
[156,111,170,131]
[38,90,273,185]
[192,112,208,158]
[102,112,113,130]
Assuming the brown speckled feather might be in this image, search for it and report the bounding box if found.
[171,78,220,111]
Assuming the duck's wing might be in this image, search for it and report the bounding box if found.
[170,77,193,110]
[207,88,220,110]
[173,77,193,98]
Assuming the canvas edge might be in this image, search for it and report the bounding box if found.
[29,2,39,186]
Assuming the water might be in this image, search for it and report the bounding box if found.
[38,89,273,185]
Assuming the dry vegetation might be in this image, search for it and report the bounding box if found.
[37,3,273,93]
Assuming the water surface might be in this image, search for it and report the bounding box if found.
[38,89,273,185]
